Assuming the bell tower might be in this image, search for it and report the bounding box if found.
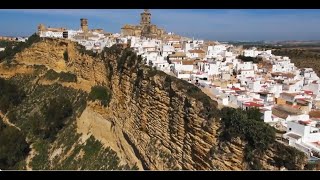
[80,18,88,33]
[37,24,46,34]
[140,9,151,26]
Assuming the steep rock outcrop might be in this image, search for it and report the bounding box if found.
[94,46,307,170]
[14,38,107,86]
[1,38,307,170]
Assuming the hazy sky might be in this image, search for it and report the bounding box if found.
[1,9,320,41]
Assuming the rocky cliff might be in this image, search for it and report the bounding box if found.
[0,37,307,170]
[14,38,108,91]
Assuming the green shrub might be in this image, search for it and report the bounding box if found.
[0,78,26,112]
[59,72,77,82]
[273,143,306,170]
[88,86,112,106]
[44,69,60,80]
[146,66,158,77]
[220,107,276,169]
[0,120,30,169]
[237,55,262,64]
[63,50,68,62]
[44,97,73,140]
[0,33,40,62]
[30,140,50,170]
[56,135,138,170]
[44,70,77,82]
[30,97,73,142]
[220,107,275,151]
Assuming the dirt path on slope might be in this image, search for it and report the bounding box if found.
[0,111,21,131]
[25,143,36,170]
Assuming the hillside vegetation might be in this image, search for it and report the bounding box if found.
[273,48,320,75]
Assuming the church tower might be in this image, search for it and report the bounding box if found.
[80,18,88,33]
[37,24,46,35]
[140,9,151,26]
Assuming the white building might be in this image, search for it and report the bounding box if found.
[283,120,320,156]
[162,45,175,57]
[272,58,295,73]
[187,49,205,59]
[173,60,194,72]
[40,30,64,38]
[236,61,254,72]
[238,69,255,79]
[206,45,227,58]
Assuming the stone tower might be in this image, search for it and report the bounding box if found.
[37,24,46,34]
[140,9,151,26]
[80,18,88,33]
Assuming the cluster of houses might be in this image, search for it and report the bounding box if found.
[36,12,320,161]
[120,35,320,160]
[37,19,115,53]
[0,36,28,42]
[0,36,29,52]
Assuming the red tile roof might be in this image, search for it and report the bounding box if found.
[231,87,241,91]
[292,105,300,109]
[243,102,264,107]
[304,90,313,95]
[298,120,312,126]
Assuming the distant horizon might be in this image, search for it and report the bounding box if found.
[1,9,320,41]
[2,34,320,43]
[3,34,320,43]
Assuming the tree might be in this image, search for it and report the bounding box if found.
[220,107,276,169]
[30,97,73,141]
[0,78,25,112]
[246,108,263,121]
[88,86,112,106]
[42,97,73,141]
[63,50,69,62]
[0,33,40,62]
[0,121,30,169]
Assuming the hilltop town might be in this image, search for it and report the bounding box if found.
[4,9,320,166]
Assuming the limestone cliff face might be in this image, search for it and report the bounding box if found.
[3,38,307,170]
[105,67,219,170]
[94,47,307,170]
[14,38,107,86]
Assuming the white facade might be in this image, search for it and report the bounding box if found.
[206,45,227,58]
[177,73,191,79]
[237,62,254,71]
[174,63,193,72]
[243,49,269,57]
[262,110,273,123]
[284,120,320,155]
[40,31,64,38]
[162,45,175,57]
[238,69,255,79]
[272,60,295,73]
